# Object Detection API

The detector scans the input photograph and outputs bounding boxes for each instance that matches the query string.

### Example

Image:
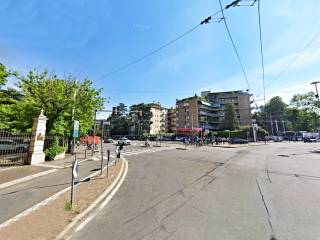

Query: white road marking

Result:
[0,169,58,191]
[57,158,128,240]
[0,159,116,229]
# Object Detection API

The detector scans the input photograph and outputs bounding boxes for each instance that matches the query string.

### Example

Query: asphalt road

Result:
[71,142,320,240]
[0,142,174,224]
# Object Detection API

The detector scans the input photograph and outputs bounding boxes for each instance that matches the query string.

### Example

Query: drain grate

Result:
[278,154,289,157]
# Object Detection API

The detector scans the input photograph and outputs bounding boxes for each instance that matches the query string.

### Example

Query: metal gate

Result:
[0,129,31,167]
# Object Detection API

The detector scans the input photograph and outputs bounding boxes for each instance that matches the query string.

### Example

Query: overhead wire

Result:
[217,0,259,110]
[96,10,223,81]
[257,0,266,102]
[265,30,320,89]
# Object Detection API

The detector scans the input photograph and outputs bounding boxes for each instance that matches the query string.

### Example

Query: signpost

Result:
[107,150,110,178]
[71,154,78,207]
[72,120,80,155]
[73,120,80,138]
[100,122,104,176]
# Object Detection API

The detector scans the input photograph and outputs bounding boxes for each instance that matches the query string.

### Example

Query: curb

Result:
[0,158,116,230]
[0,169,57,191]
[56,158,128,240]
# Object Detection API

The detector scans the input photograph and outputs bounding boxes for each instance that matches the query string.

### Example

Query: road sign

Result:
[73,120,80,137]
[72,159,78,179]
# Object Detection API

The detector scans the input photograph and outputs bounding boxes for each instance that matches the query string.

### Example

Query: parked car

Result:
[119,137,131,145]
[228,138,249,144]
[105,138,113,143]
[304,137,317,143]
[272,136,283,142]
[0,139,28,153]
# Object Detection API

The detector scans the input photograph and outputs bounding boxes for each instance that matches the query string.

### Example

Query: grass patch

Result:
[64,201,73,211]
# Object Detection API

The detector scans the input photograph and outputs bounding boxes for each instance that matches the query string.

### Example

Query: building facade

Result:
[176,96,220,135]
[201,90,252,126]
[167,107,177,133]
[176,90,252,135]
[149,103,168,135]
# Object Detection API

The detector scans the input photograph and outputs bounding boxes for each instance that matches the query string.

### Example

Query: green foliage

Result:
[255,94,320,133]
[291,92,320,114]
[107,103,130,136]
[0,63,10,88]
[109,116,129,136]
[45,137,66,161]
[64,200,73,211]
[0,68,104,135]
[130,103,152,135]
[220,103,239,130]
[217,130,246,138]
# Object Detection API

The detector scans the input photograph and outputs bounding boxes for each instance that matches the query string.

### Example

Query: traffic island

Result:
[0,159,127,240]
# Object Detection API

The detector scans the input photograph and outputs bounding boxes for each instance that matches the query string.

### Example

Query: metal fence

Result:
[0,129,31,167]
[44,136,67,151]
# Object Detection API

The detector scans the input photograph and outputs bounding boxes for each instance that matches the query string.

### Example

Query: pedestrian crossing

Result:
[108,146,176,159]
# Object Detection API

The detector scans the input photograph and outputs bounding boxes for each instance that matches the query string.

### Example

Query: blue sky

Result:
[1,0,320,109]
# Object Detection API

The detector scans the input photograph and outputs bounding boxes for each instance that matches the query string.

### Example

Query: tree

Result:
[0,88,24,129]
[130,103,153,135]
[108,103,129,136]
[291,92,320,114]
[220,103,239,130]
[2,70,104,135]
[261,96,287,119]
[0,63,10,88]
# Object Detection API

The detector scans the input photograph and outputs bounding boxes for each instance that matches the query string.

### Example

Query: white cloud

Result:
[198,44,320,99]
[265,80,317,104]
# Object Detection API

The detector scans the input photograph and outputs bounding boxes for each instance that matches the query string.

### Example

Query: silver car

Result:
[118,137,131,145]
[0,139,28,153]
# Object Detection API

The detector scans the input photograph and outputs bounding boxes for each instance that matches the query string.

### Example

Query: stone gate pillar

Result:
[27,110,48,165]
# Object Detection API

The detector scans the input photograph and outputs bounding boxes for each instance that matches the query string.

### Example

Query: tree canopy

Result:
[0,68,104,135]
[220,103,240,130]
[254,94,319,133]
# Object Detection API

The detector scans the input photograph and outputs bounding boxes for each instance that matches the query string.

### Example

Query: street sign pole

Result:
[107,149,110,178]
[71,153,78,207]
[100,124,104,176]
[92,109,97,156]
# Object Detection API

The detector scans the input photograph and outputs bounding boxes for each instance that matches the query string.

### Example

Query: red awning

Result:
[177,128,202,133]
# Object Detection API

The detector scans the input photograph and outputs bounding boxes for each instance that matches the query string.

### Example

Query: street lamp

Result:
[311,81,320,137]
[92,109,112,156]
[311,81,320,102]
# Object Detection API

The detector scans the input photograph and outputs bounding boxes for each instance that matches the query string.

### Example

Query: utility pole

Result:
[275,120,279,136]
[282,120,286,133]
[311,81,320,137]
[92,109,97,156]
[71,78,78,155]
[191,114,194,137]
[311,81,320,102]
[270,115,274,136]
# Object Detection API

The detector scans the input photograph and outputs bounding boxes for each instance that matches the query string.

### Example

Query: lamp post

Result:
[311,81,320,102]
[311,81,320,137]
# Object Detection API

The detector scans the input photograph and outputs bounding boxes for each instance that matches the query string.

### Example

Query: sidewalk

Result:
[0,165,51,186]
[0,146,88,190]
[0,158,127,240]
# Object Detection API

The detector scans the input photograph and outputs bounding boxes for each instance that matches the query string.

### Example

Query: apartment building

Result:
[176,90,252,135]
[149,103,168,135]
[167,107,177,133]
[201,90,252,126]
[176,96,220,136]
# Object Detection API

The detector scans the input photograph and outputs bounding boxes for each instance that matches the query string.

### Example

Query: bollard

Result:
[100,139,104,176]
[70,153,77,207]
[85,149,87,159]
[107,149,110,178]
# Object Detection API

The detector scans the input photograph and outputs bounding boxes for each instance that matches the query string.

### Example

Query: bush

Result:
[45,137,66,161]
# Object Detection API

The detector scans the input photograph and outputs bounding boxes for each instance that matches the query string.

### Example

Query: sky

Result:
[1,0,320,110]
